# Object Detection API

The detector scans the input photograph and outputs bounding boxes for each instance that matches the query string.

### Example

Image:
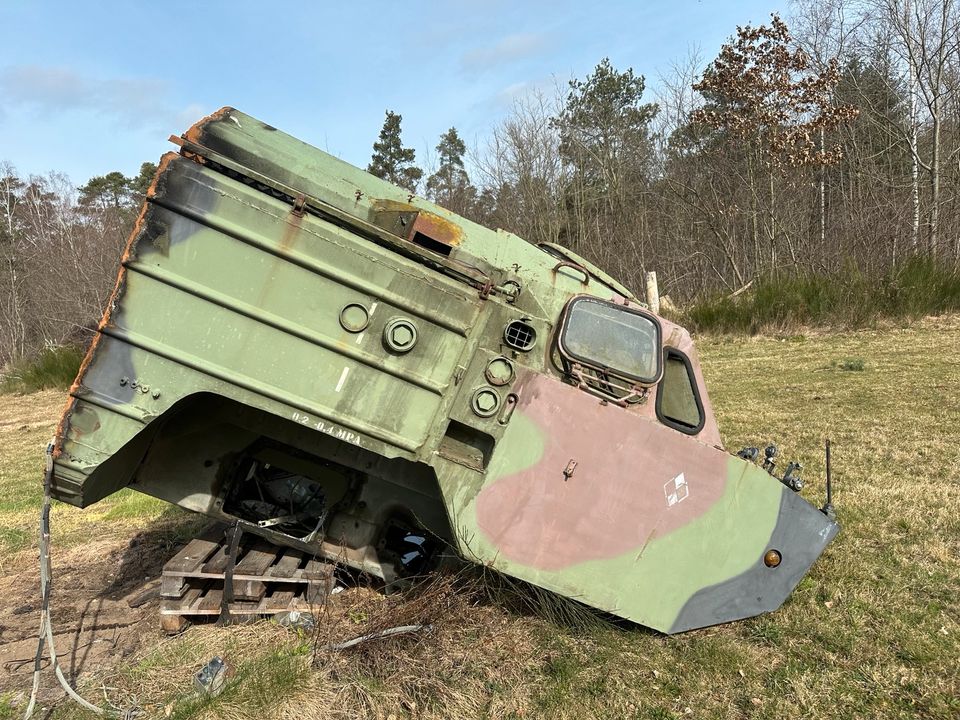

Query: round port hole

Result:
[339,303,370,333]
[485,357,515,386]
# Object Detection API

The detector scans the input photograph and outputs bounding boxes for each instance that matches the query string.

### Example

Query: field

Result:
[0,317,958,719]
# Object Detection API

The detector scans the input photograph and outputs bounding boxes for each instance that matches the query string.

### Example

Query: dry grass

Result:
[1,316,958,719]
[51,574,550,720]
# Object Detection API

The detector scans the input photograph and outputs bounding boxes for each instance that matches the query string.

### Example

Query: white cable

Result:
[22,611,44,718]
[23,440,121,718]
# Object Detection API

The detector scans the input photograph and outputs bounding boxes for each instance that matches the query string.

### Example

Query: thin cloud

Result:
[461,33,548,71]
[496,80,536,106]
[174,103,211,130]
[493,75,559,108]
[0,64,200,132]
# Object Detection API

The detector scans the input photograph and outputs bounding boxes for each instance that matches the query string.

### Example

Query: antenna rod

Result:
[825,439,832,507]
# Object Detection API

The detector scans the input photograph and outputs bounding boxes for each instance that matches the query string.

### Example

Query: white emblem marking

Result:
[664,473,689,507]
[335,366,350,392]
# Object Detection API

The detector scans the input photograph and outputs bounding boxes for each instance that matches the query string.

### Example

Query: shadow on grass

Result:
[98,507,210,600]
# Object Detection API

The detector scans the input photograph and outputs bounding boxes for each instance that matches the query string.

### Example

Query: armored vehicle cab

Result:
[52,108,838,633]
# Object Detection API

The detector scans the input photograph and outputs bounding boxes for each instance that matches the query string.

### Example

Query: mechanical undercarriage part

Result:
[220,443,440,581]
[222,444,348,542]
[125,395,453,585]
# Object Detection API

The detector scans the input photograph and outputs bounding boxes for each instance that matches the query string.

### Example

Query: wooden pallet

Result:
[160,526,334,633]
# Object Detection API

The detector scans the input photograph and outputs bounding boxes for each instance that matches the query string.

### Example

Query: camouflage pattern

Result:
[52,108,839,634]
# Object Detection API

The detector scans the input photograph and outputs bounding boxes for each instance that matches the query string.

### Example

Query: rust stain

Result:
[55,156,176,456]
[147,152,176,199]
[52,396,78,458]
[370,199,415,215]
[370,199,463,247]
[65,406,101,440]
[253,210,304,309]
[408,211,462,247]
[183,106,235,145]
[278,211,304,254]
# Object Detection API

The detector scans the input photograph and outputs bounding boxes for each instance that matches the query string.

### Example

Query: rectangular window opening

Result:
[411,231,452,257]
[656,350,705,435]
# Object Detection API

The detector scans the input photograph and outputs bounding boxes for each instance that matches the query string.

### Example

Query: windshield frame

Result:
[557,295,663,385]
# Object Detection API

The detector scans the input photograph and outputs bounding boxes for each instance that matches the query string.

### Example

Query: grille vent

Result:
[504,321,536,351]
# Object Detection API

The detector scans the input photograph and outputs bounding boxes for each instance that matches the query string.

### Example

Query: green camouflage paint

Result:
[52,108,839,633]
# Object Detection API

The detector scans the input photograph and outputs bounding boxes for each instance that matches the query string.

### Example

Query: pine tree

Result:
[425,127,476,215]
[128,161,158,201]
[555,58,659,190]
[367,111,423,193]
[78,171,132,213]
[551,58,658,257]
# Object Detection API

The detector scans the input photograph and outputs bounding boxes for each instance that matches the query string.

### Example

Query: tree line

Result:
[371,1,960,299]
[4,1,960,366]
[0,163,154,365]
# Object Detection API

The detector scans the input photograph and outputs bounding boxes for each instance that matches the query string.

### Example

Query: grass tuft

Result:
[685,257,960,334]
[0,345,84,394]
[832,357,866,372]
[0,692,20,720]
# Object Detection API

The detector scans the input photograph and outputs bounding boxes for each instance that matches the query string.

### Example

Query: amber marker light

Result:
[763,549,782,568]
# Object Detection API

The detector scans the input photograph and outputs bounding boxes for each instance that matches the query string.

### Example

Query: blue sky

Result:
[0,0,783,184]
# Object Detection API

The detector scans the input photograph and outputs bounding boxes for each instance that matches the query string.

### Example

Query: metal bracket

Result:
[292,193,307,217]
[218,521,242,625]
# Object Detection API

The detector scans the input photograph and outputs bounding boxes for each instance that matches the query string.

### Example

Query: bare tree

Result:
[475,89,568,248]
[0,164,143,366]
[877,0,960,254]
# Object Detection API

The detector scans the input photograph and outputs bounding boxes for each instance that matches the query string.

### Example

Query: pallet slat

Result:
[268,589,296,606]
[303,559,334,604]
[201,545,232,574]
[165,537,222,574]
[267,551,303,578]
[197,588,223,613]
[232,542,281,601]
